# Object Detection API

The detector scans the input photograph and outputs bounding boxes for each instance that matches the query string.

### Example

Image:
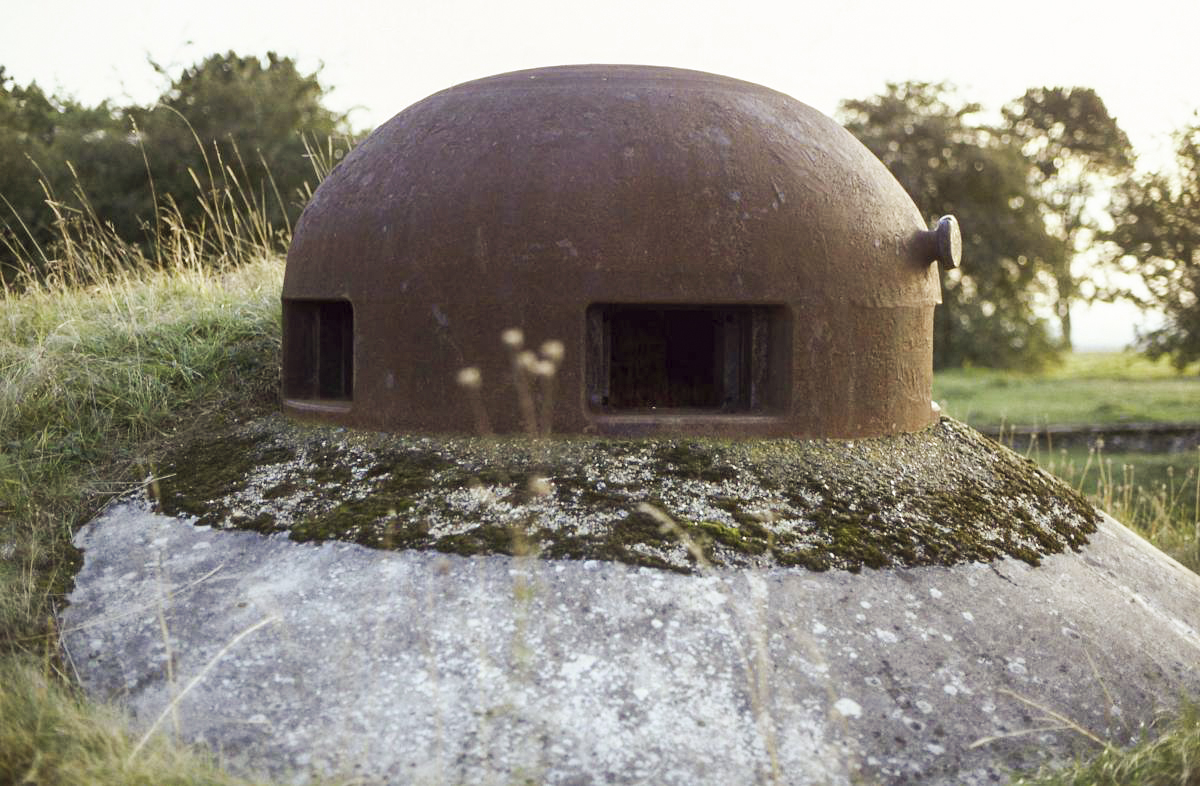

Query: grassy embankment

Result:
[0,163,291,783]
[935,352,1200,571]
[2,168,1199,782]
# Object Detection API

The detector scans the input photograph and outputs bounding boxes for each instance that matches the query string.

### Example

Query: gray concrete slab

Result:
[62,501,1200,784]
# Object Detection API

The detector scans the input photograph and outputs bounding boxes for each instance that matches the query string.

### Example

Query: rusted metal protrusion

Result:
[912,215,962,271]
[283,65,951,439]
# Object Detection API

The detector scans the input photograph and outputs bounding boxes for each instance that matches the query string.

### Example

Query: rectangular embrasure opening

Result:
[586,304,787,413]
[282,299,354,402]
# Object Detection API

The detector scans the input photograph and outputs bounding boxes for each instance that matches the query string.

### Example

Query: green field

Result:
[934,351,1200,428]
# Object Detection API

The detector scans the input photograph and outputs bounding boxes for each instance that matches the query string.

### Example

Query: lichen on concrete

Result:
[151,415,1099,573]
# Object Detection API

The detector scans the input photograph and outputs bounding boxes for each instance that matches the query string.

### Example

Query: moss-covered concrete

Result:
[151,415,1099,573]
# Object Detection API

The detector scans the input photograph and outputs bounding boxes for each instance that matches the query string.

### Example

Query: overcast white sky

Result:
[5,0,1197,349]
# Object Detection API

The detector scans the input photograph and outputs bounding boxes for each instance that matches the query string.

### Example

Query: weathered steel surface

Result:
[283,65,948,437]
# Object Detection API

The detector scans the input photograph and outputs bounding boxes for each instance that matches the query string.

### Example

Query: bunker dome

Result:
[282,65,960,438]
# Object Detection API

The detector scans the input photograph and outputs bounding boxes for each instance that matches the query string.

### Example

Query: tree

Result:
[0,68,56,275]
[1,53,349,283]
[131,52,345,246]
[839,82,1059,369]
[1108,123,1200,370]
[0,68,136,282]
[1003,87,1134,349]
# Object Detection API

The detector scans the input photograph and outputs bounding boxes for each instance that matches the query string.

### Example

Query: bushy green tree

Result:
[1003,87,1134,349]
[1109,122,1200,370]
[0,68,136,281]
[1,52,347,282]
[131,51,345,242]
[1,69,59,275]
[840,82,1059,369]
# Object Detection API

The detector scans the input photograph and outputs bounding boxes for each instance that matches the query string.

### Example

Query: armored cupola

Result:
[282,65,961,437]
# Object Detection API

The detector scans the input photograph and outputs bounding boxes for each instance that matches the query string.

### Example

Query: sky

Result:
[4,0,1198,349]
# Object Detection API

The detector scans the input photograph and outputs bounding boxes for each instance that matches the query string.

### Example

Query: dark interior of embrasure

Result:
[586,304,786,413]
[282,299,354,402]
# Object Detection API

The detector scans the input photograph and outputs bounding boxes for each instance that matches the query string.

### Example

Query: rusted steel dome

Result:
[282,65,957,438]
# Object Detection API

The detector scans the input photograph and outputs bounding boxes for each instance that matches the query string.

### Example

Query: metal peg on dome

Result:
[913,215,962,271]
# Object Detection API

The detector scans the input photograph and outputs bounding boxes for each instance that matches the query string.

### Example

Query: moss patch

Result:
[154,433,294,528]
[149,415,1100,574]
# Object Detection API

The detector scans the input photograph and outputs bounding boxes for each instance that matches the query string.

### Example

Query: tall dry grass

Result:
[0,140,293,784]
